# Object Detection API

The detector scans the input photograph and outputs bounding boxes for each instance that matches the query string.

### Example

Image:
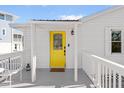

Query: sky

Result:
[0,5,113,23]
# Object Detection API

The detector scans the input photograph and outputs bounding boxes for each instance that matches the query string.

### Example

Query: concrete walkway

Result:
[0,69,93,88]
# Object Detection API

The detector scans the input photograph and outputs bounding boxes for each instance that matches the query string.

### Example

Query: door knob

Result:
[64,50,66,52]
[64,50,66,56]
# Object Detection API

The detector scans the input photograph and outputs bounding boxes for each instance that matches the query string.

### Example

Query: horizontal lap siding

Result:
[80,7,124,66]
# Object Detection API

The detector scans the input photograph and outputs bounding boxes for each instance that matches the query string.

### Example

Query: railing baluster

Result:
[4,61,5,68]
[9,58,11,70]
[113,70,116,88]
[97,62,101,88]
[12,58,14,70]
[14,58,15,70]
[3,61,4,68]
[102,65,105,88]
[118,74,122,88]
[3,60,5,68]
[105,66,108,88]
[1,61,3,68]
[10,58,12,70]
[109,68,112,88]
[7,59,9,69]
[5,59,7,69]
[101,65,102,88]
[103,66,105,88]
[13,58,14,70]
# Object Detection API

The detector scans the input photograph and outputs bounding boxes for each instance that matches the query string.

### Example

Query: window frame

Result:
[105,27,124,56]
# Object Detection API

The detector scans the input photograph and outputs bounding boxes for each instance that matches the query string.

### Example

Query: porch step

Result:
[50,68,65,72]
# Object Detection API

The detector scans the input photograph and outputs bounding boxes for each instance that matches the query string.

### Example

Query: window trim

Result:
[105,26,124,56]
[109,27,124,55]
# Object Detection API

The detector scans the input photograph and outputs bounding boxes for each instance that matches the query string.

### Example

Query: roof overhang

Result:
[28,20,82,25]
[11,20,82,29]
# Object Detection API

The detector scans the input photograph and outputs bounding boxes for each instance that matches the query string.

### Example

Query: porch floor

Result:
[0,69,93,88]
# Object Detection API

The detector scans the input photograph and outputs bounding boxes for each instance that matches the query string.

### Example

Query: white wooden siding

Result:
[80,7,124,66]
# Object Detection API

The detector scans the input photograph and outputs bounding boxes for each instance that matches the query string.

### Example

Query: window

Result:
[13,34,17,38]
[1,28,6,36]
[111,30,122,53]
[105,27,124,56]
[13,34,18,41]
[13,34,22,42]
[18,35,22,41]
[2,29,6,35]
[15,44,17,50]
[0,13,4,20]
[6,14,13,21]
[53,34,62,50]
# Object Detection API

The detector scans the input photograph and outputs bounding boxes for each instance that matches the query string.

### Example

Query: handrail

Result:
[82,50,124,88]
[0,51,22,61]
[0,52,23,70]
[92,55,124,70]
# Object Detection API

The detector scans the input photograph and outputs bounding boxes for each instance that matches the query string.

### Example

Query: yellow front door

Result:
[50,31,66,68]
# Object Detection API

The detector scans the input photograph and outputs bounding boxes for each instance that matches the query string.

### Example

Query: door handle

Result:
[64,46,66,49]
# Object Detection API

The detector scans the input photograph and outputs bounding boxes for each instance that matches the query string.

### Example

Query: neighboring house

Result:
[12,6,124,84]
[0,11,23,54]
[12,30,23,52]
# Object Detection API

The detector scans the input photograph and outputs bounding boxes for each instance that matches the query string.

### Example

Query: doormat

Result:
[50,68,65,72]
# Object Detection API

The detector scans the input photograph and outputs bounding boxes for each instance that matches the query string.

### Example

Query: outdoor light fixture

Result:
[26,63,31,71]
[71,29,74,35]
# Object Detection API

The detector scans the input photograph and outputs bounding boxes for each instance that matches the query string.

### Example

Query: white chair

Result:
[0,67,23,88]
[0,56,23,88]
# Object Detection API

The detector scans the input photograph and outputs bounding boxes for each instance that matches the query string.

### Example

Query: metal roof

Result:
[31,19,80,22]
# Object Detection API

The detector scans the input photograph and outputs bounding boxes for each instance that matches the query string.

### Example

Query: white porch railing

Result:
[0,52,23,70]
[82,50,124,88]
[0,52,23,87]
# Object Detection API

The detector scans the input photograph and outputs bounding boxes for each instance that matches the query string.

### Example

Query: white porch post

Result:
[74,24,78,82]
[30,24,36,82]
